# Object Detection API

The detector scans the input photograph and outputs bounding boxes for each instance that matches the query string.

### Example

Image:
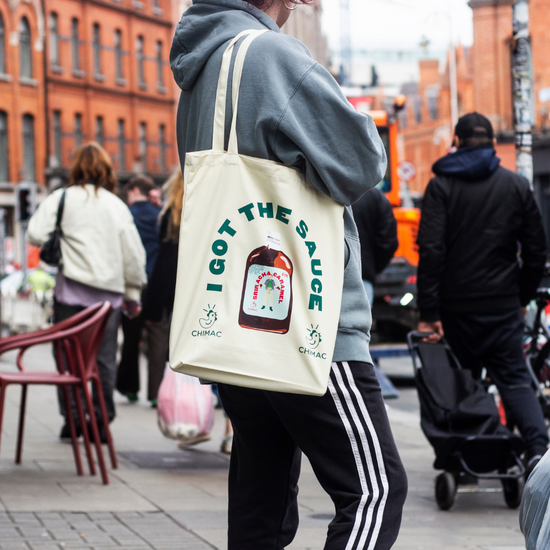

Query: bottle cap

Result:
[266,231,281,250]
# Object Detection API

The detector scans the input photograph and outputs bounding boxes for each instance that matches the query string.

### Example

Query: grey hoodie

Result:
[170,0,387,363]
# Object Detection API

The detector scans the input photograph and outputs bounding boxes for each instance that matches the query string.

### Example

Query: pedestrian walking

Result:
[142,170,234,450]
[417,112,549,477]
[170,1,407,548]
[116,175,163,407]
[352,187,398,305]
[27,142,147,442]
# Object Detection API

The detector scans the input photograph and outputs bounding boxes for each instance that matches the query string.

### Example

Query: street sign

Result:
[398,161,417,182]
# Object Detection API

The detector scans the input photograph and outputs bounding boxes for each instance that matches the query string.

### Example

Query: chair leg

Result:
[73,387,96,476]
[0,382,6,461]
[81,381,109,485]
[15,385,27,464]
[62,386,84,476]
[93,376,117,469]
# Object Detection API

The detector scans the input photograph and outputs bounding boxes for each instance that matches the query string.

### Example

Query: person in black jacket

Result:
[417,112,549,471]
[352,187,398,305]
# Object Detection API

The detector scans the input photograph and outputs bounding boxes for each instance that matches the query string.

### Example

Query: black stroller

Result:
[407,332,526,510]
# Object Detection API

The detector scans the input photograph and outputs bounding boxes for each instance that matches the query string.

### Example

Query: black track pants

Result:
[218,361,407,550]
[441,308,549,458]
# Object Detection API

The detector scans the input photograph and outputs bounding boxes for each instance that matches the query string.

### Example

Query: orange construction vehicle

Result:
[348,95,421,336]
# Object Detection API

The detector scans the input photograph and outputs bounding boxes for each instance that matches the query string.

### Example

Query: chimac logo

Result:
[298,325,327,359]
[199,304,218,329]
[192,304,222,338]
[306,324,322,349]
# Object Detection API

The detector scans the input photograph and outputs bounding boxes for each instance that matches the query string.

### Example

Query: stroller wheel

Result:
[502,477,524,509]
[435,472,457,510]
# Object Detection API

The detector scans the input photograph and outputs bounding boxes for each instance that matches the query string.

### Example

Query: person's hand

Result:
[123,300,142,319]
[417,320,444,342]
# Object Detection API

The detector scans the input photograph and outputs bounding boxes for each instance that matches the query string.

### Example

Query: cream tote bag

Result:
[169,29,344,396]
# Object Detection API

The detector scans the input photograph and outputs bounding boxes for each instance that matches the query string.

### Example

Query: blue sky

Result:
[320,0,474,53]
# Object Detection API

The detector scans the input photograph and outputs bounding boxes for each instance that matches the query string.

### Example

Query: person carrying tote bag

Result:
[170,1,407,548]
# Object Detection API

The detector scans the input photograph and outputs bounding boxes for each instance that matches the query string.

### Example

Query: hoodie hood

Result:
[432,146,501,181]
[170,0,279,91]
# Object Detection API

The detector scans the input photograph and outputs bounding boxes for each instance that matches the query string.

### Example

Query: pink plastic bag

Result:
[157,365,215,442]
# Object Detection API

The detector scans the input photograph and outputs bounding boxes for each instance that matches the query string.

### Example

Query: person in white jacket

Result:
[27,142,147,442]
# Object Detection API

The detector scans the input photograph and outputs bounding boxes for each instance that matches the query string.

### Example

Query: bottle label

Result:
[242,264,291,321]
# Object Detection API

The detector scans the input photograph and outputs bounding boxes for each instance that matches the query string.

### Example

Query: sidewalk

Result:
[0,346,527,550]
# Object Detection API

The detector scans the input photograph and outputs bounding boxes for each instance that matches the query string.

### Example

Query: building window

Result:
[156,40,164,91]
[159,124,166,173]
[0,111,8,182]
[426,87,439,121]
[0,13,6,74]
[53,110,62,165]
[115,29,123,81]
[137,36,145,88]
[139,122,147,171]
[71,18,81,73]
[49,13,59,67]
[22,114,35,181]
[93,23,102,77]
[96,115,104,147]
[74,113,83,148]
[413,95,422,124]
[118,119,125,171]
[19,17,33,79]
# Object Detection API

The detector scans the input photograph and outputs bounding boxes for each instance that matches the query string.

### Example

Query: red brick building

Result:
[398,46,474,196]
[0,0,47,247]
[0,0,177,258]
[45,0,176,186]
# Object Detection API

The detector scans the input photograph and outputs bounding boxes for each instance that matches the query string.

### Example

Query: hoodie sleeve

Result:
[271,64,387,206]
[417,178,448,322]
[26,190,63,247]
[119,208,147,301]
[518,182,547,305]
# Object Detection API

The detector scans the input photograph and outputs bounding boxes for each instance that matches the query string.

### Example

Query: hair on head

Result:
[124,175,155,197]
[69,142,118,193]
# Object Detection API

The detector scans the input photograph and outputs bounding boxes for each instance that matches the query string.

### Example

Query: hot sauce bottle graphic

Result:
[239,231,293,334]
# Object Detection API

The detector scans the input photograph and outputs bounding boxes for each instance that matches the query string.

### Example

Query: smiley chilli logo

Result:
[199,304,218,329]
[306,324,322,349]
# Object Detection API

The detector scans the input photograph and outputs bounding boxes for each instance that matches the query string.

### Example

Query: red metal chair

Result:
[0,301,116,484]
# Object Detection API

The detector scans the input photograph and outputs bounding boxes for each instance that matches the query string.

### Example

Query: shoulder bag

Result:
[39,189,66,267]
[169,30,345,396]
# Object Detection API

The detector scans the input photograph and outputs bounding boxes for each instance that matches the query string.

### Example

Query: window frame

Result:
[71,18,81,74]
[0,111,8,182]
[117,119,126,171]
[19,17,33,80]
[49,12,60,68]
[22,113,36,182]
[0,12,6,75]
[53,110,62,165]
[93,23,102,78]
[136,35,145,89]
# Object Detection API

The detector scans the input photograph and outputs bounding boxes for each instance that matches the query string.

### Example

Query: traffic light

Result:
[15,183,36,223]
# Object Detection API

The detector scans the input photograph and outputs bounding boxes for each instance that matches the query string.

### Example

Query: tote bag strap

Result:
[212,29,269,153]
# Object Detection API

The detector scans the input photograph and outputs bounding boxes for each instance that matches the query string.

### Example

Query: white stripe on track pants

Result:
[218,361,408,550]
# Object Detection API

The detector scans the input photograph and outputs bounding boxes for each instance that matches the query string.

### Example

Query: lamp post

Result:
[511,0,534,187]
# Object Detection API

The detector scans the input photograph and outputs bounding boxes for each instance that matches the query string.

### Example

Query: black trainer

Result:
[59,421,82,443]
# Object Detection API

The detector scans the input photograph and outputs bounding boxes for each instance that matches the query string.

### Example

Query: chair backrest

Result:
[60,302,112,380]
[0,302,104,356]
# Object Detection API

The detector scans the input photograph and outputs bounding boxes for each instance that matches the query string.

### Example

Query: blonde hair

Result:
[161,169,183,243]
[69,142,118,193]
